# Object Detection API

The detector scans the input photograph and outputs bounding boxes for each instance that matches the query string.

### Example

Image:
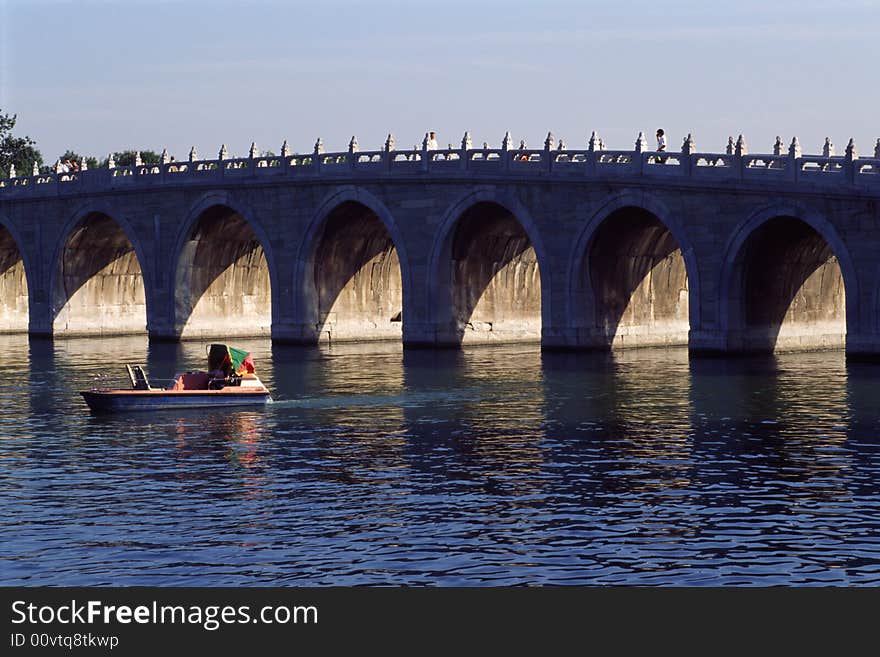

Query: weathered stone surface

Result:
[0,138,879,356]
[0,226,28,333]
[174,206,271,338]
[53,213,146,336]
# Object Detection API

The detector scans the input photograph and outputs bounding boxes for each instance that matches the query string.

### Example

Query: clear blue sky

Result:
[1,0,878,161]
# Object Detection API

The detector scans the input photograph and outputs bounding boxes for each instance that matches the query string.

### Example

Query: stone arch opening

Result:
[729,215,845,352]
[52,212,147,335]
[584,206,689,348]
[0,225,28,332]
[175,205,271,338]
[446,201,541,343]
[308,201,403,342]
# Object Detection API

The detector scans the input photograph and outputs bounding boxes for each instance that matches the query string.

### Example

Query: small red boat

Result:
[81,344,272,412]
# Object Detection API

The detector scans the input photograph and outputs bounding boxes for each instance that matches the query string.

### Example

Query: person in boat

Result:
[207,343,234,389]
[206,343,251,389]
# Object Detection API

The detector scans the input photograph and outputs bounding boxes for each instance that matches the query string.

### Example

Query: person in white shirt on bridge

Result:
[656,128,667,164]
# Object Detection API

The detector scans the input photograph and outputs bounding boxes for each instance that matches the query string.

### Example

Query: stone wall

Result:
[174,206,271,338]
[312,202,402,343]
[451,202,541,343]
[0,227,28,333]
[53,213,146,336]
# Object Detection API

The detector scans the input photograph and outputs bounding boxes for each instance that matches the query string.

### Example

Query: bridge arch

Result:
[49,203,151,336]
[0,215,32,333]
[720,202,857,352]
[428,187,550,344]
[172,192,276,339]
[567,191,700,349]
[295,186,410,343]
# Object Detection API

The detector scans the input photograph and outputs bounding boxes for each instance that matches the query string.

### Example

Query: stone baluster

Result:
[682,133,695,175]
[823,137,833,158]
[787,137,801,182]
[421,133,430,157]
[734,135,747,179]
[80,157,88,172]
[501,132,512,170]
[32,161,39,176]
[634,131,647,153]
[134,151,143,167]
[845,138,858,183]
[383,133,395,170]
[586,132,600,173]
[598,138,606,151]
[108,153,116,170]
[682,133,695,154]
[420,133,431,171]
[217,146,227,173]
[347,136,359,169]
[726,137,735,155]
[635,132,647,174]
[557,138,566,151]
[845,138,858,160]
[773,136,784,156]
[313,138,324,172]
[459,132,472,171]
[8,164,15,179]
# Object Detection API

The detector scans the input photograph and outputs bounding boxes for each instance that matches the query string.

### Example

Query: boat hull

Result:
[81,389,271,412]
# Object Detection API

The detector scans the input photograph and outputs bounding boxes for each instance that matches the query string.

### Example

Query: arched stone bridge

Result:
[1,134,879,357]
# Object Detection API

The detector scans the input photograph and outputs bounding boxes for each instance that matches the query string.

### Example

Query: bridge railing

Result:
[2,144,879,197]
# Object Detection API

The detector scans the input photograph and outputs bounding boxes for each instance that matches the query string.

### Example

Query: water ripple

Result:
[0,336,878,585]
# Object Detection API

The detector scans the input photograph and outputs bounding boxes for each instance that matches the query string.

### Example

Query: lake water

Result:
[1,335,878,585]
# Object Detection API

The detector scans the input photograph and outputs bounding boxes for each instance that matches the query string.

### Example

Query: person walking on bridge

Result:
[655,128,667,164]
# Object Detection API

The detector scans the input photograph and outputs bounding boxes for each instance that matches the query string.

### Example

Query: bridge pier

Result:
[844,334,880,361]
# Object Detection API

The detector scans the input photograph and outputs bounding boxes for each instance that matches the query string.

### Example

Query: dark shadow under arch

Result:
[53,212,146,336]
[448,201,541,343]
[584,206,689,348]
[309,201,403,342]
[175,205,271,339]
[729,215,845,352]
[0,225,28,333]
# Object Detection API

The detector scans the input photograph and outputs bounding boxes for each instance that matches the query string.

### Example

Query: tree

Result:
[0,110,43,178]
[108,150,162,167]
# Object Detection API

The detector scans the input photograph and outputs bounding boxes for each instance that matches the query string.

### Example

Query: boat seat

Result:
[126,364,152,390]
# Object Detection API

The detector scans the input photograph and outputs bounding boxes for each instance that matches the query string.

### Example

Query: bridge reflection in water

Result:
[3,334,877,585]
